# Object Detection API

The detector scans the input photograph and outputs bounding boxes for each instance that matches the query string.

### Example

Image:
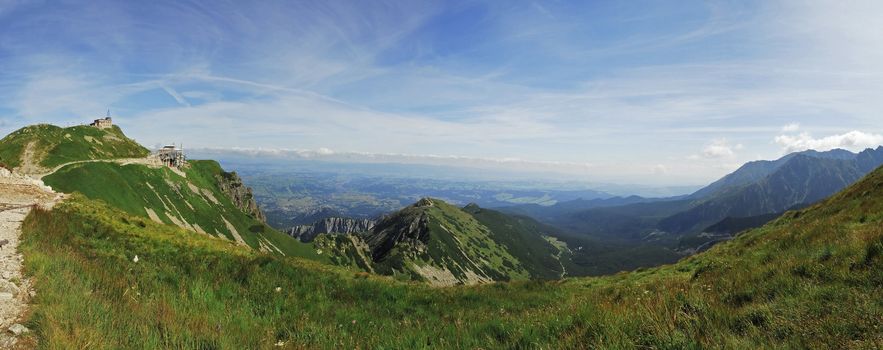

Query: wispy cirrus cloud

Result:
[2,1,883,186]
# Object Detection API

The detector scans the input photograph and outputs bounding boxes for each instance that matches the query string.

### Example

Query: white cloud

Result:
[651,164,668,175]
[315,147,335,156]
[774,131,883,153]
[782,123,800,132]
[700,139,743,158]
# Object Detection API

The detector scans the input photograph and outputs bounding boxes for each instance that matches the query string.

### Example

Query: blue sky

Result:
[1,0,882,185]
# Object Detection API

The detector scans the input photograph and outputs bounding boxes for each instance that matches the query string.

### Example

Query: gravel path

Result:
[0,167,62,348]
[33,156,168,179]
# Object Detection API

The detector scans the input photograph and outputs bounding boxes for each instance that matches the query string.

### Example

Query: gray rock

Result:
[0,281,18,296]
[0,334,16,347]
[287,217,376,242]
[8,323,28,336]
[214,172,266,223]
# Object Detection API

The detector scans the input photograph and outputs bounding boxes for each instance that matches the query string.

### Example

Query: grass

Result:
[20,163,883,348]
[0,124,148,169]
[465,204,565,280]
[43,160,323,262]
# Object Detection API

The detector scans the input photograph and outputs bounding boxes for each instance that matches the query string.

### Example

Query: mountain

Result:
[313,198,568,285]
[658,154,870,233]
[360,198,534,284]
[0,124,149,174]
[1,123,323,261]
[688,148,862,199]
[287,217,376,242]
[535,147,883,248]
[856,146,883,172]
[17,149,883,348]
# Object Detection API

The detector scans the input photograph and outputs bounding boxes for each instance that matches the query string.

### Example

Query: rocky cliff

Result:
[287,217,376,242]
[363,199,433,261]
[215,171,266,223]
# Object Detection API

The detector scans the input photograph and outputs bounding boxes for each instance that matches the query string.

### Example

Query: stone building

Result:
[90,117,113,129]
[90,110,114,129]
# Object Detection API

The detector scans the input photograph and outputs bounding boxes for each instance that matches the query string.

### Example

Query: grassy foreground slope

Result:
[20,165,883,348]
[43,160,322,261]
[0,124,148,172]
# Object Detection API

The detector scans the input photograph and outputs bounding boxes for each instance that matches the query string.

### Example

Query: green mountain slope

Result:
[18,164,883,348]
[362,198,532,285]
[314,199,568,285]
[42,159,322,260]
[462,204,565,280]
[0,124,149,173]
[0,122,323,261]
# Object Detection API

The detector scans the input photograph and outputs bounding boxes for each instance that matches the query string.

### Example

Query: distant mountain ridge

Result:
[659,153,871,233]
[689,148,879,199]
[287,217,376,242]
[504,146,883,251]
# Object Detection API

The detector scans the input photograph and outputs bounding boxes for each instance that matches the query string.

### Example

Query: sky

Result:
[1,0,882,186]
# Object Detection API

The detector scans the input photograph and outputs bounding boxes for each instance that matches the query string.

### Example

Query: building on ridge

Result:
[90,109,114,129]
[157,144,186,168]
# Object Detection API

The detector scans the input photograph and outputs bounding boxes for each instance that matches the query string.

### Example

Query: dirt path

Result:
[31,156,178,179]
[544,236,569,279]
[0,167,63,348]
[16,142,47,176]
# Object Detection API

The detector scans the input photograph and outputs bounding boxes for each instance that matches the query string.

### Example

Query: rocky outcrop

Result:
[363,204,431,261]
[287,217,376,242]
[215,171,266,223]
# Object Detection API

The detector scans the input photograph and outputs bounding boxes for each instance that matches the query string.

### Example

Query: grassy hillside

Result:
[463,204,565,280]
[20,164,883,348]
[0,124,148,172]
[43,160,322,261]
[360,198,532,285]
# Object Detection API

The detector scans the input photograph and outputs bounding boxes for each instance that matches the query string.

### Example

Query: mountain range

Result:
[503,147,883,250]
[4,121,880,347]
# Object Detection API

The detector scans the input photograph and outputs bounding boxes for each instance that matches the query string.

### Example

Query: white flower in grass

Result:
[275,287,282,293]
[133,255,139,263]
